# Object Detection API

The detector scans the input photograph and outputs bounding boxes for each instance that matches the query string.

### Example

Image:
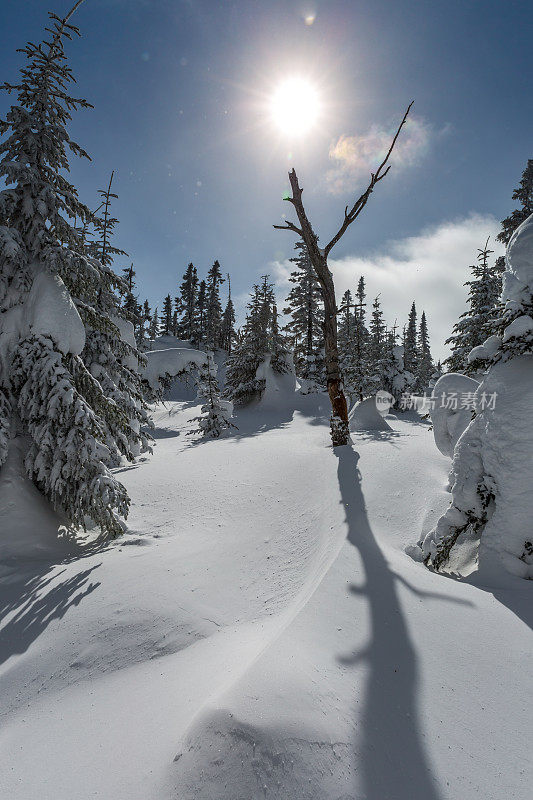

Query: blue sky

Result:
[1,0,531,357]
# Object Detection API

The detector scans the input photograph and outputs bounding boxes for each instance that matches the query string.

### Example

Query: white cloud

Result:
[327,115,432,195]
[273,214,505,362]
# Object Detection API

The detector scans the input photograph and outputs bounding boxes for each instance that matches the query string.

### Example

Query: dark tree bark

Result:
[274,102,413,446]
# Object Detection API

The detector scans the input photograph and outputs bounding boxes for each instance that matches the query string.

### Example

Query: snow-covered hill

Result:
[1,393,531,800]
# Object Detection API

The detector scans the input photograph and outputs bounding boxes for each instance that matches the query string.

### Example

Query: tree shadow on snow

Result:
[462,573,533,633]
[187,391,330,446]
[0,542,104,666]
[335,446,444,800]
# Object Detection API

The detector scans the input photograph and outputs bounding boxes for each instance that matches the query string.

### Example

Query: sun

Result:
[270,78,320,137]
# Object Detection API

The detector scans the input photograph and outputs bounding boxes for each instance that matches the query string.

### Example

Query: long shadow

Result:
[187,390,330,446]
[335,446,443,800]
[0,562,101,665]
[462,572,533,633]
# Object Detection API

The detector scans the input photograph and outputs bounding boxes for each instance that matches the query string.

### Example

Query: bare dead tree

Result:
[274,101,413,446]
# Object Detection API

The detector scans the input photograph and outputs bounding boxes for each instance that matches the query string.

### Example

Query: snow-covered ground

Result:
[1,390,532,800]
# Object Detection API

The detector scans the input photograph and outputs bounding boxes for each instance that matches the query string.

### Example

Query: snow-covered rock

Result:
[430,373,479,457]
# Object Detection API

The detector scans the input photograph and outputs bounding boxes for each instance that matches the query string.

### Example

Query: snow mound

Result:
[27,270,85,355]
[143,348,207,391]
[502,314,533,342]
[349,396,393,432]
[256,354,297,410]
[430,373,479,457]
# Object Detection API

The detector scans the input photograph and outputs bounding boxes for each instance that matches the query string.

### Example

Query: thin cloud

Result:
[327,115,432,195]
[273,214,505,362]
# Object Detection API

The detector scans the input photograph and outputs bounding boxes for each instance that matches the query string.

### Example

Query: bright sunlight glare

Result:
[270,78,320,137]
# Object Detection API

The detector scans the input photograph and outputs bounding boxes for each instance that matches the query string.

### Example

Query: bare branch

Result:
[324,101,414,257]
[273,220,303,236]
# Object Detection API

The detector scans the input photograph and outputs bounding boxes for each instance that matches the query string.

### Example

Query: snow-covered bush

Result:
[419,214,533,579]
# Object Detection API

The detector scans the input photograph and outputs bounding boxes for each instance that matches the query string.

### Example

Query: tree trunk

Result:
[316,258,350,445]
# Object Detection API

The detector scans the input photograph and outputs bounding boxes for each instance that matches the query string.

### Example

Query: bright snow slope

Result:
[0,385,532,800]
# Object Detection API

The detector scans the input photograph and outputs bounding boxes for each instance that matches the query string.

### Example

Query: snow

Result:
[349,396,393,432]
[1,392,532,799]
[429,372,479,457]
[502,313,533,342]
[502,212,533,307]
[142,347,208,391]
[27,270,85,355]
[468,333,501,363]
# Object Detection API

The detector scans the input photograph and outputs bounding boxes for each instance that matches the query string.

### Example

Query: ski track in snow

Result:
[1,399,532,800]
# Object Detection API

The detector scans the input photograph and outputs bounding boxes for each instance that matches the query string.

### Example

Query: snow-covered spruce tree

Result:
[366,296,387,395]
[417,311,434,392]
[190,352,235,438]
[497,159,533,247]
[0,9,149,536]
[283,240,324,387]
[403,301,419,382]
[79,176,152,465]
[419,214,533,579]
[160,293,173,336]
[224,276,288,404]
[348,276,371,401]
[176,262,198,342]
[194,278,207,346]
[148,306,159,343]
[220,274,236,353]
[444,240,501,375]
[205,259,225,350]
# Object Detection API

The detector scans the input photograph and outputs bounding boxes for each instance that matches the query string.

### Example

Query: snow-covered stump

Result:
[419,214,533,580]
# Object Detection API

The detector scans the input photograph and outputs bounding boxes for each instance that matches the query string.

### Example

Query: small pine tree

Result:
[190,353,236,438]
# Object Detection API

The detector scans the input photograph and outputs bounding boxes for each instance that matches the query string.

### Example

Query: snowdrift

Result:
[430,373,479,457]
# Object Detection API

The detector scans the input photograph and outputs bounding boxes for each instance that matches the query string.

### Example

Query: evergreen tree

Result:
[445,240,501,374]
[189,353,236,438]
[176,262,198,341]
[194,279,207,345]
[404,302,419,378]
[282,240,324,385]
[497,159,533,246]
[0,10,149,536]
[366,296,387,394]
[220,274,236,353]
[416,311,434,391]
[205,259,225,350]
[148,307,159,342]
[225,276,288,404]
[350,276,371,400]
[161,294,173,336]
